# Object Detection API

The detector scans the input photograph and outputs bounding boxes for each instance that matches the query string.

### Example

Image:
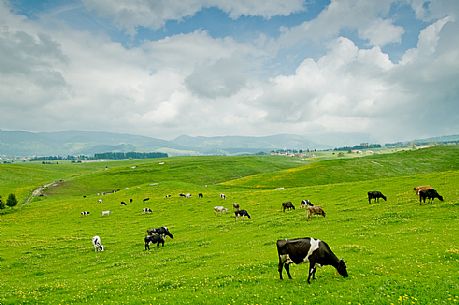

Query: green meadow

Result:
[0,146,458,304]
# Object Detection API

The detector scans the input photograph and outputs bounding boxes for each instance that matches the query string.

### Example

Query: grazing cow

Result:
[143,198,150,202]
[198,193,203,198]
[120,201,127,205]
[232,203,240,211]
[98,199,103,204]
[220,193,226,199]
[214,206,228,215]
[144,233,164,250]
[300,199,313,208]
[81,211,90,216]
[179,193,186,197]
[276,237,348,283]
[101,210,111,216]
[164,194,172,198]
[367,191,387,204]
[307,206,326,220]
[146,227,174,239]
[235,209,251,219]
[414,185,433,195]
[419,188,444,204]
[143,207,153,214]
[185,193,191,198]
[129,198,133,203]
[92,235,104,252]
[83,195,87,198]
[282,201,295,212]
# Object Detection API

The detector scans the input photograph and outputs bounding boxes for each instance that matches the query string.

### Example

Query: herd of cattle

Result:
[85,184,444,283]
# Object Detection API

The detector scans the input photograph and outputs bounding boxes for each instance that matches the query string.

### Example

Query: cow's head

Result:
[337,259,348,277]
[164,227,174,239]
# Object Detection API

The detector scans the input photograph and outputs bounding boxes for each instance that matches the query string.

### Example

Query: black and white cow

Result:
[143,197,150,202]
[144,233,164,250]
[282,201,295,212]
[143,207,153,214]
[120,201,127,205]
[276,237,348,283]
[235,209,251,219]
[146,226,174,239]
[81,211,90,216]
[419,188,444,204]
[367,191,387,204]
[220,193,226,199]
[198,193,203,198]
[129,198,133,203]
[92,235,104,252]
[300,199,313,208]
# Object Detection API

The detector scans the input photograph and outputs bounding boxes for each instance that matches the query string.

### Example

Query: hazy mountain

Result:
[0,130,456,157]
[172,134,326,153]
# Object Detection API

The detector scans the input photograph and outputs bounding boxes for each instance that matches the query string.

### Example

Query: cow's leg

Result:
[278,261,284,280]
[285,263,293,279]
[307,262,316,284]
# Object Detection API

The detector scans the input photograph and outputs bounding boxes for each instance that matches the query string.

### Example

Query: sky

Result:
[0,0,458,144]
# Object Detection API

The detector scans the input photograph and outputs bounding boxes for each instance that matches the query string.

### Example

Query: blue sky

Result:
[1,0,458,144]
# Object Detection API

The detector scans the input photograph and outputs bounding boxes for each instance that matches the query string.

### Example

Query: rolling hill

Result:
[0,145,457,304]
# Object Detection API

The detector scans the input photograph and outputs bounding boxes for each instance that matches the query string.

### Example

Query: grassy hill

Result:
[0,146,457,304]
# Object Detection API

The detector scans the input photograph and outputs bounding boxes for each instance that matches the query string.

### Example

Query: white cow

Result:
[101,210,111,216]
[92,235,104,252]
[214,206,228,215]
[220,193,226,199]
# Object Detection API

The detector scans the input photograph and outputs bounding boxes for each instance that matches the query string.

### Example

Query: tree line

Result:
[94,152,168,160]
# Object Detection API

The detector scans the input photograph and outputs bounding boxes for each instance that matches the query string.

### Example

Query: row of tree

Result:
[0,193,18,209]
[94,152,168,160]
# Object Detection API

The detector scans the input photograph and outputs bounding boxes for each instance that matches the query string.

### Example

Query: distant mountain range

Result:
[0,130,457,157]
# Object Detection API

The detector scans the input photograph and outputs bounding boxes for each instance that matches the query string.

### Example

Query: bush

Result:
[6,193,18,207]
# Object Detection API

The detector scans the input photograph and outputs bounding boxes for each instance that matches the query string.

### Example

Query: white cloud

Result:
[0,0,458,143]
[359,18,404,46]
[82,0,304,34]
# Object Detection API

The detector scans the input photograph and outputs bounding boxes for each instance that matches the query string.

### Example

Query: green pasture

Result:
[0,146,458,304]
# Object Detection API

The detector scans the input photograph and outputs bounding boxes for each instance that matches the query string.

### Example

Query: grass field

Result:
[0,146,458,304]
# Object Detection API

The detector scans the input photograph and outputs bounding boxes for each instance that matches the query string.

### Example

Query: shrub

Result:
[6,193,18,207]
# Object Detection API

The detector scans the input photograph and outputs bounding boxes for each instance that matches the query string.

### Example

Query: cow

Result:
[81,211,90,216]
[367,191,387,204]
[235,209,251,219]
[144,233,164,250]
[101,210,111,216]
[143,198,150,202]
[129,198,133,203]
[300,199,313,208]
[414,185,433,195]
[307,206,326,220]
[185,193,191,198]
[179,193,186,197]
[164,194,172,198]
[220,193,226,199]
[198,193,203,198]
[276,237,348,283]
[120,201,127,205]
[282,201,295,212]
[419,188,444,204]
[143,208,153,214]
[146,226,174,239]
[92,235,104,252]
[98,199,103,204]
[214,206,228,215]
